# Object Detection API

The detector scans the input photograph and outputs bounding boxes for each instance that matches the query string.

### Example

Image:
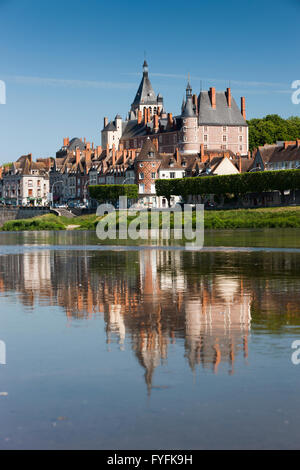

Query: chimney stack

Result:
[200,144,205,162]
[147,108,151,124]
[104,117,108,128]
[154,114,159,132]
[76,148,81,165]
[112,144,116,166]
[176,148,181,165]
[153,138,159,152]
[106,143,109,156]
[144,108,148,125]
[96,145,102,157]
[210,87,216,109]
[167,113,173,127]
[226,88,232,108]
[63,137,69,147]
[138,110,143,125]
[192,94,198,115]
[241,97,246,120]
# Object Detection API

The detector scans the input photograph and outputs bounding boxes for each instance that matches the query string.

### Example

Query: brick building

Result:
[101,61,249,156]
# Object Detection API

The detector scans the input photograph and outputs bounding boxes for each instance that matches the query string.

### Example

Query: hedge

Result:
[89,184,138,204]
[155,169,300,200]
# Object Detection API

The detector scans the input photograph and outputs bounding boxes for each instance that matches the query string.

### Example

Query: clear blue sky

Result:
[0,0,299,163]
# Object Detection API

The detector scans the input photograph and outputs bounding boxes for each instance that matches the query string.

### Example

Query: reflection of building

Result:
[0,246,276,394]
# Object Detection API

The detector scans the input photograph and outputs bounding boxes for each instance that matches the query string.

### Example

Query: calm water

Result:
[0,229,300,449]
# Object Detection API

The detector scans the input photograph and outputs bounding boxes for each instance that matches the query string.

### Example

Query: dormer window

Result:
[148,152,154,158]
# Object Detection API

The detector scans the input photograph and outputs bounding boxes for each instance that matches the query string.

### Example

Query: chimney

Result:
[153,138,159,152]
[104,117,108,128]
[210,87,216,109]
[154,114,159,132]
[96,146,102,157]
[84,137,86,144]
[138,110,143,125]
[296,139,300,148]
[192,94,198,115]
[176,148,181,165]
[144,108,148,125]
[167,113,173,126]
[86,142,91,150]
[226,88,231,108]
[85,149,91,166]
[123,150,127,165]
[200,144,205,162]
[76,148,81,165]
[241,97,246,120]
[147,108,151,124]
[112,144,116,166]
[63,137,69,147]
[0,167,3,179]
[106,143,109,156]
[28,154,32,163]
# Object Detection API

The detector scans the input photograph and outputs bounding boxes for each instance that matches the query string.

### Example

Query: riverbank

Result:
[1,206,300,231]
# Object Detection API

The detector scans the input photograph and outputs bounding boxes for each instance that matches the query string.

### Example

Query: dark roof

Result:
[131,64,158,108]
[103,121,116,132]
[68,138,85,151]
[135,138,159,162]
[198,91,247,126]
[182,96,196,118]
[268,143,300,163]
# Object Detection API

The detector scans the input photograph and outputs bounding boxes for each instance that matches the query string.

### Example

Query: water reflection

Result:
[1,248,300,394]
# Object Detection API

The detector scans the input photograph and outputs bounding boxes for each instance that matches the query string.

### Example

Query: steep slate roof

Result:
[182,96,196,118]
[131,61,157,107]
[135,138,159,162]
[198,91,247,126]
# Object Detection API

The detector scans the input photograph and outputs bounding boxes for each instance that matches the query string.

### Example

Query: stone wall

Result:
[0,207,52,226]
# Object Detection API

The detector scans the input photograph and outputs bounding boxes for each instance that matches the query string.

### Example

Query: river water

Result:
[0,229,300,449]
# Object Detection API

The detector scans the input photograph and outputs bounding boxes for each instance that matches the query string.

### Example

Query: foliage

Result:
[248,114,300,151]
[89,185,138,204]
[155,169,300,199]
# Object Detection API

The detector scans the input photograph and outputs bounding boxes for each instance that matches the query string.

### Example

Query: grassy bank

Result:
[1,206,300,231]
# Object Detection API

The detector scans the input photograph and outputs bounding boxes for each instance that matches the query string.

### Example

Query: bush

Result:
[89,185,138,204]
[155,169,300,200]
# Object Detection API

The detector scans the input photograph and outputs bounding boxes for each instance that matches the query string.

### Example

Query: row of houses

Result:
[2,136,300,208]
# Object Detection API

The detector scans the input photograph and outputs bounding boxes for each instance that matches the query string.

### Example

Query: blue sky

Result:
[0,0,299,163]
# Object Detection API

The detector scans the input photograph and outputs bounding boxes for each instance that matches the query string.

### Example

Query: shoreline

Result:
[1,205,300,232]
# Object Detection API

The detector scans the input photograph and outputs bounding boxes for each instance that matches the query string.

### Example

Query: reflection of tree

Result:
[1,248,300,393]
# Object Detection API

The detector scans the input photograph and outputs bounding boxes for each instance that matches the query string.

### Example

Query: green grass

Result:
[2,206,300,231]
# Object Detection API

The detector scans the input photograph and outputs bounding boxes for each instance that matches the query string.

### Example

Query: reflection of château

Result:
[2,247,300,392]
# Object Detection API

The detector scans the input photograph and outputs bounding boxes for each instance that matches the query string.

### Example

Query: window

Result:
[28,189,33,197]
[204,145,208,150]
[221,145,227,150]
[239,127,242,132]
[204,135,208,142]
[223,126,227,132]
[151,184,156,193]
[170,172,175,179]
[239,135,243,142]
[204,126,208,132]
[139,184,144,194]
[223,135,227,142]
[28,180,33,187]
[151,172,156,179]
[240,146,243,151]
[183,127,187,133]
[139,172,144,180]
